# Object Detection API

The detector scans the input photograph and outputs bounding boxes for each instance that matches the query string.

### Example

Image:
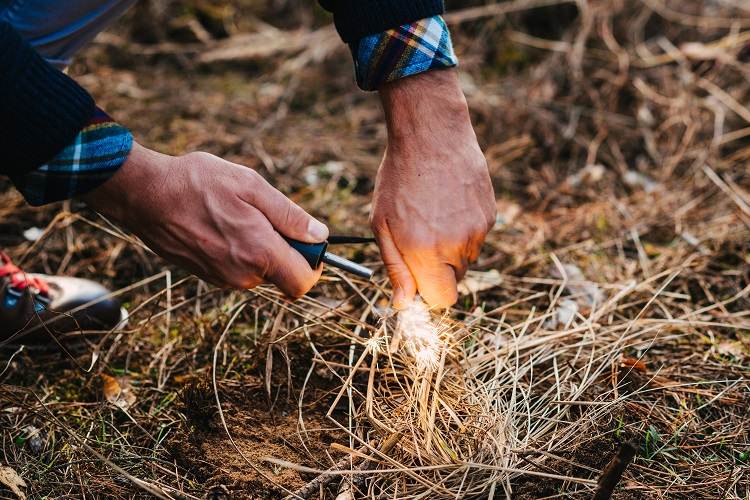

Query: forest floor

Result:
[1,0,749,498]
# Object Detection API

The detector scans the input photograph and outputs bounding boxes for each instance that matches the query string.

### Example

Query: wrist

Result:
[81,142,168,221]
[379,69,471,143]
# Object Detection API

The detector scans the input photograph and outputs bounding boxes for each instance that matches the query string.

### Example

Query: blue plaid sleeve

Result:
[12,108,133,206]
[351,15,458,91]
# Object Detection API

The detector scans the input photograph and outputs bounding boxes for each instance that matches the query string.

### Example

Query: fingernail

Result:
[307,219,329,241]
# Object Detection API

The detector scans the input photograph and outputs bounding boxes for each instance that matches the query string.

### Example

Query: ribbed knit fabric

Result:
[318,0,445,43]
[0,21,96,178]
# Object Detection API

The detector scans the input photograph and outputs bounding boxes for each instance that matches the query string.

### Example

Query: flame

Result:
[397,298,440,371]
[365,335,383,354]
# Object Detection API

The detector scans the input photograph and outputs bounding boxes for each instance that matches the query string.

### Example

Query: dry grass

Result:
[1,0,750,498]
[266,173,750,498]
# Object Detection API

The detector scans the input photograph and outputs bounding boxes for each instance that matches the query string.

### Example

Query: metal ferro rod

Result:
[322,252,374,280]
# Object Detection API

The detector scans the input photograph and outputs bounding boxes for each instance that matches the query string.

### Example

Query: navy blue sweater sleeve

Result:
[0,21,96,178]
[318,0,445,43]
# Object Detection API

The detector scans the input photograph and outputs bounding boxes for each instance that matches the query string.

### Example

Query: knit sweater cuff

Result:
[0,21,96,178]
[319,0,445,43]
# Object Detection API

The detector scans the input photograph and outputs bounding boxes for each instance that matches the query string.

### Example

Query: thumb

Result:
[374,222,416,309]
[249,174,328,243]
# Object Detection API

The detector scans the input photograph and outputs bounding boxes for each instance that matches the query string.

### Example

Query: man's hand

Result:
[82,142,328,297]
[372,69,495,309]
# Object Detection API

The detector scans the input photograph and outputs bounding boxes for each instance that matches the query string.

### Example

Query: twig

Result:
[284,446,368,500]
[445,0,575,25]
[284,433,401,500]
[593,441,638,500]
[335,433,403,499]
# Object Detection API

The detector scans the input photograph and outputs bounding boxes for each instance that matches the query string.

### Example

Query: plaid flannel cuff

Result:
[351,15,457,91]
[13,108,132,206]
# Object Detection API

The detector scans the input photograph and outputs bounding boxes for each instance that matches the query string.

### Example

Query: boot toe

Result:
[39,275,123,332]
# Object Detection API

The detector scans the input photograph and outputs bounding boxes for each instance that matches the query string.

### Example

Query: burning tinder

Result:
[396,298,441,372]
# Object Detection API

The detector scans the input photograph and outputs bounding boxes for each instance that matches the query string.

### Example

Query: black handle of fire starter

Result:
[284,237,328,269]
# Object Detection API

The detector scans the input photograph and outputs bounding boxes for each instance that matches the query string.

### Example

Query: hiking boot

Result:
[0,252,125,346]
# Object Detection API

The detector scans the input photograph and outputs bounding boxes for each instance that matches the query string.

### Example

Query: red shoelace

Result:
[0,253,49,296]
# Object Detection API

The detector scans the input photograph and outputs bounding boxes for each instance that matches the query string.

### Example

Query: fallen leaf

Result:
[716,340,747,360]
[458,270,503,296]
[620,356,647,372]
[552,264,604,309]
[101,374,136,410]
[0,465,27,500]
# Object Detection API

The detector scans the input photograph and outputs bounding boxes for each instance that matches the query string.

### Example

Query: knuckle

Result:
[246,168,263,184]
[283,202,307,230]
[242,169,263,195]
[369,214,386,232]
[384,259,408,273]
[468,243,481,262]
[225,247,267,289]
[238,275,263,289]
[183,151,214,164]
[385,263,412,285]
[245,245,272,280]
[472,220,490,238]
[281,202,295,228]
[451,263,468,282]
[218,271,244,290]
[454,255,469,271]
[251,276,265,289]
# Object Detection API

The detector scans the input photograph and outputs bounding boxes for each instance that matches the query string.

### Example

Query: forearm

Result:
[0,20,133,207]
[379,69,471,143]
[0,21,95,178]
[80,141,165,222]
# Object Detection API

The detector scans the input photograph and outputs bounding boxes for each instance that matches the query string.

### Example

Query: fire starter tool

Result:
[285,235,376,279]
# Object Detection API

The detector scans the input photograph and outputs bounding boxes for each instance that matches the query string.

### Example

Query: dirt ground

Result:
[1,0,749,498]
